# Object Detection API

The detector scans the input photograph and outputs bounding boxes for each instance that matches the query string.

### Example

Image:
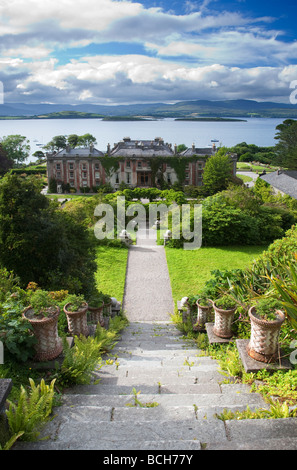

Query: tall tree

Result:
[274,119,297,170]
[0,143,13,174]
[44,135,67,152]
[1,135,30,166]
[202,151,234,195]
[78,133,97,147]
[0,174,96,296]
[67,134,80,148]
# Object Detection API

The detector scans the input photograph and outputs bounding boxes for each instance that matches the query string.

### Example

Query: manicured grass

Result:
[94,245,129,302]
[237,174,253,183]
[165,245,266,302]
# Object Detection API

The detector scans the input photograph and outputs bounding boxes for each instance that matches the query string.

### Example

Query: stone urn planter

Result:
[103,300,112,328]
[247,305,285,363]
[212,295,237,339]
[195,298,213,331]
[23,306,63,362]
[88,303,104,327]
[64,301,89,337]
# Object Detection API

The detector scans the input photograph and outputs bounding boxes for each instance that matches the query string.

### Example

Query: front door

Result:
[137,172,152,187]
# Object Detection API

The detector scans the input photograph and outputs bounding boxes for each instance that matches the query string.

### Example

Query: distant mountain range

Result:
[0,99,297,119]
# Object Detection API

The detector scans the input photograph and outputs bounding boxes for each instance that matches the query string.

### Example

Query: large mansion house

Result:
[46,137,237,192]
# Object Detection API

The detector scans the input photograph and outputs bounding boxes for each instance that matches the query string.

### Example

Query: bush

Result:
[0,174,96,297]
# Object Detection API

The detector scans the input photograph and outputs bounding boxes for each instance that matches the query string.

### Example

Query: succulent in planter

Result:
[63,294,89,337]
[214,294,237,311]
[26,290,58,319]
[87,291,105,327]
[195,295,213,331]
[23,290,63,362]
[248,297,285,363]
[213,294,237,339]
[251,297,283,322]
[197,296,212,307]
[64,294,87,312]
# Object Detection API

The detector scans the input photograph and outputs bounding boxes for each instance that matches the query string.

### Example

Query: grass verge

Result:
[94,244,129,303]
[165,245,266,302]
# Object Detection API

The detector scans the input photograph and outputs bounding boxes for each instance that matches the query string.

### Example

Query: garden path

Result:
[14,223,297,450]
[122,224,174,322]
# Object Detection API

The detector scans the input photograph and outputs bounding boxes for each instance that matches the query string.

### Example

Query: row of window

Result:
[55,161,203,171]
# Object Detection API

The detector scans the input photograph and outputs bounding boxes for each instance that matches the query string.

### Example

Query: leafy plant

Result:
[64,294,86,312]
[214,294,237,310]
[271,261,297,329]
[27,289,57,317]
[6,378,56,441]
[0,297,36,362]
[251,297,283,322]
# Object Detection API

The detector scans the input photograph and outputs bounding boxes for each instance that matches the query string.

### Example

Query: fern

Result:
[5,379,56,441]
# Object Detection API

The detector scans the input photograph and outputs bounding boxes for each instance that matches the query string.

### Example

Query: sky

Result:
[1,0,297,106]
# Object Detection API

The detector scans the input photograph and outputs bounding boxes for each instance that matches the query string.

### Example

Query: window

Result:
[69,163,73,170]
[95,171,100,179]
[83,171,87,179]
[115,173,119,184]
[126,172,130,184]
[126,161,130,168]
[56,171,61,178]
[82,163,87,170]
[137,161,142,168]
[69,171,74,179]
[95,163,99,170]
[167,173,171,183]
[56,163,61,170]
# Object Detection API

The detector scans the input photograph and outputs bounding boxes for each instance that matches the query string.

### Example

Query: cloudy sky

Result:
[1,0,297,105]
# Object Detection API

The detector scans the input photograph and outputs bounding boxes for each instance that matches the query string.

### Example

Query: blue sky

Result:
[0,0,297,105]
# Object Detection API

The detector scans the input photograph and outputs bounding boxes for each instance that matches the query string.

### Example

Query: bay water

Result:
[0,117,286,161]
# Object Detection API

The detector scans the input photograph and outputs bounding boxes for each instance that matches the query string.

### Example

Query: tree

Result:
[203,152,234,195]
[0,144,13,174]
[274,119,297,170]
[32,150,45,161]
[67,134,80,148]
[44,135,67,152]
[1,135,30,166]
[78,133,97,147]
[0,174,96,296]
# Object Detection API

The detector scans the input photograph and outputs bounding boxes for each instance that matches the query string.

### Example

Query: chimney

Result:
[90,143,94,153]
[107,143,110,155]
[212,143,216,152]
[174,144,177,155]
[192,143,195,152]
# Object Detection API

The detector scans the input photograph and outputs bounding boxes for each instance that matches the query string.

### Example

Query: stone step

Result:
[14,439,203,451]
[208,418,297,450]
[60,391,266,409]
[38,417,228,448]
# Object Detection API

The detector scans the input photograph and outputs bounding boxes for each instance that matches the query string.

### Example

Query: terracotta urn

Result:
[247,306,285,363]
[23,306,63,362]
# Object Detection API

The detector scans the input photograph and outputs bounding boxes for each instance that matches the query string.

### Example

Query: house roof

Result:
[109,137,174,158]
[49,146,105,158]
[180,147,215,157]
[260,170,297,199]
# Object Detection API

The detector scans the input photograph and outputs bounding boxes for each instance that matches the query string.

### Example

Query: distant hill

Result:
[0,99,297,118]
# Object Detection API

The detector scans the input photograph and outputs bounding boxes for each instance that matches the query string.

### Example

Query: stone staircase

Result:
[14,321,297,450]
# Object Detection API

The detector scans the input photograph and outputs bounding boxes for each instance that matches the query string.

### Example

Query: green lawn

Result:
[94,245,129,303]
[165,245,266,302]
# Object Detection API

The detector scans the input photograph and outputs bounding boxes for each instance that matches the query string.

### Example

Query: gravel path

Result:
[122,225,174,322]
